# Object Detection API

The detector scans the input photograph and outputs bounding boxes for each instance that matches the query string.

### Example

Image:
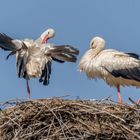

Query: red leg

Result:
[116,84,122,104]
[26,78,30,98]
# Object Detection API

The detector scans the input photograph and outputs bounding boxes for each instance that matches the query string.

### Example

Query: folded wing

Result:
[99,50,140,82]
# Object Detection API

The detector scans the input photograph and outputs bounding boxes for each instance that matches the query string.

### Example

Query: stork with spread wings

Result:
[0,29,79,98]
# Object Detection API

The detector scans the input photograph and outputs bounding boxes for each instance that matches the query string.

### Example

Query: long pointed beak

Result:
[41,36,49,44]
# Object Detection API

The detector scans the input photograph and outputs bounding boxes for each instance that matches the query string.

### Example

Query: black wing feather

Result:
[104,67,140,82]
[0,33,15,51]
[126,53,140,59]
[52,57,65,63]
[39,61,52,86]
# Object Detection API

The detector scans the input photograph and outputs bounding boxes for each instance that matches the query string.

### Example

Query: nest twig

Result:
[0,98,140,140]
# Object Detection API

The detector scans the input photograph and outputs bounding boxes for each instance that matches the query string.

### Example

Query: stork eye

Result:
[91,41,94,46]
[48,31,50,34]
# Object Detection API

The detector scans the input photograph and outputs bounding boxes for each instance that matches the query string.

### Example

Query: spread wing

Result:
[0,33,27,59]
[0,33,24,50]
[39,44,79,85]
[44,44,79,63]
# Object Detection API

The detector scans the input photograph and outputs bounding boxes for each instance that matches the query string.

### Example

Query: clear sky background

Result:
[0,0,140,103]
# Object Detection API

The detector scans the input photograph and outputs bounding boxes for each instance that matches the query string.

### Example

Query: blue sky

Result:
[0,0,140,103]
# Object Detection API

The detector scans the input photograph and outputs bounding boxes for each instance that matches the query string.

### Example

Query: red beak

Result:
[41,36,49,44]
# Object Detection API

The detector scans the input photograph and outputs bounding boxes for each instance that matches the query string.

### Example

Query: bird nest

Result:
[0,98,140,140]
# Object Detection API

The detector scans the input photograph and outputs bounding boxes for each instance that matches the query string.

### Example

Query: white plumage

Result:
[0,29,79,97]
[79,36,140,104]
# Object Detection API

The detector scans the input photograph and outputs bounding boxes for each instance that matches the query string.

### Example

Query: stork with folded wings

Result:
[79,36,140,104]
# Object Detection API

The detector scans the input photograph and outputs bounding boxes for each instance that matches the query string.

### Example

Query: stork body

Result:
[79,37,140,104]
[0,29,79,97]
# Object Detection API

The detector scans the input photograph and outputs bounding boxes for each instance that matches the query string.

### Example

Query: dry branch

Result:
[0,98,140,140]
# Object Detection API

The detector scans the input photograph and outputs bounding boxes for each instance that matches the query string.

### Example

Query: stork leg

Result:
[26,78,30,98]
[116,84,122,104]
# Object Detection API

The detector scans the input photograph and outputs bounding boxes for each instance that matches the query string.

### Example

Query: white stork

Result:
[79,36,140,104]
[0,29,79,98]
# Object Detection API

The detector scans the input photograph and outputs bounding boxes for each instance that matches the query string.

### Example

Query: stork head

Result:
[90,36,105,50]
[41,28,55,44]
